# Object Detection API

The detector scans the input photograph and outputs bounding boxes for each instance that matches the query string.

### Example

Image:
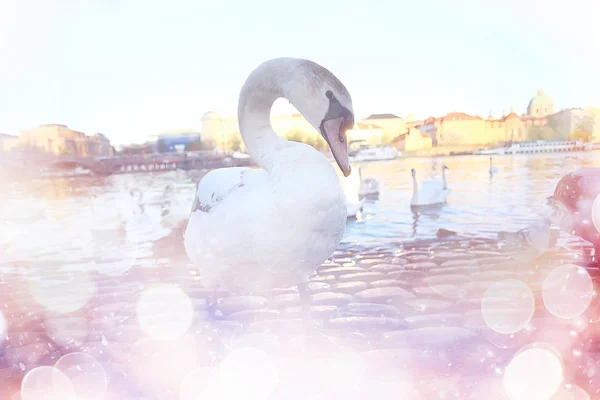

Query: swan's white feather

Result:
[194,167,261,213]
[184,145,346,292]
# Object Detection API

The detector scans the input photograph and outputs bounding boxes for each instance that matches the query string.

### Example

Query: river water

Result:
[3,151,599,264]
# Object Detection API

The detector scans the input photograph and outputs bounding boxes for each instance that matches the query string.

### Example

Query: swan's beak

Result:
[321,116,351,177]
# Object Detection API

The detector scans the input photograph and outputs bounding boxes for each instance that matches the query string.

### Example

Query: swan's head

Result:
[283,60,354,177]
[411,168,416,177]
[442,165,449,170]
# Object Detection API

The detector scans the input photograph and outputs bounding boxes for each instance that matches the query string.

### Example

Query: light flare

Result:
[503,346,563,400]
[542,264,594,319]
[28,270,95,314]
[482,279,535,334]
[21,366,76,400]
[0,310,6,345]
[136,284,194,341]
[591,194,600,233]
[219,347,279,400]
[55,352,107,400]
[180,367,222,400]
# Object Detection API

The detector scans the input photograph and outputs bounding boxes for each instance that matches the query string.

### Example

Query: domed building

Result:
[527,88,554,117]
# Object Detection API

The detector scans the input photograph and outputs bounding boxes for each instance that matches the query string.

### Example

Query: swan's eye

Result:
[325,90,334,100]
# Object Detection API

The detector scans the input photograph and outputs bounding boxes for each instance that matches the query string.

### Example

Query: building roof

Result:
[440,112,483,122]
[365,113,402,120]
[39,124,68,128]
[504,112,521,120]
[527,88,553,113]
[93,133,111,142]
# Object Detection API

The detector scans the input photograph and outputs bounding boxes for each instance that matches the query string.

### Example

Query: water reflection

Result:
[410,204,443,238]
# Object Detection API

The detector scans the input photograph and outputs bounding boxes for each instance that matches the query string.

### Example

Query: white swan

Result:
[357,167,380,199]
[184,58,354,312]
[161,183,197,228]
[489,157,498,175]
[410,165,450,207]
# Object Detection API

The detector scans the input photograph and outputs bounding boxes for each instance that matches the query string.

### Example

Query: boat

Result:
[348,142,399,162]
[39,165,92,178]
[475,140,592,155]
[231,151,251,159]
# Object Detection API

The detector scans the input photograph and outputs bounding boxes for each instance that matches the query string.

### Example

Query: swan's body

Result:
[184,58,354,293]
[410,165,450,207]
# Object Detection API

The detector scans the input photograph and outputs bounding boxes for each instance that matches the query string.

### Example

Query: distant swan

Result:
[358,167,380,199]
[410,165,450,207]
[184,58,354,322]
[489,157,498,175]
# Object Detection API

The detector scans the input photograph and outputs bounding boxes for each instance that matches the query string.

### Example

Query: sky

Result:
[0,0,598,145]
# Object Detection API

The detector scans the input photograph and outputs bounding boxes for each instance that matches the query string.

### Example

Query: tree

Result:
[229,136,242,152]
[572,129,592,142]
[199,139,216,151]
[571,116,595,142]
[527,126,559,141]
[284,129,305,143]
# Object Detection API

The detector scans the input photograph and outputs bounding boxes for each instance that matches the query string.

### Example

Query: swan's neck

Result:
[442,168,447,190]
[237,60,298,172]
[411,174,418,202]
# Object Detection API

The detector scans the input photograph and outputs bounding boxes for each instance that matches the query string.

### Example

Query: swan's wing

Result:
[185,166,272,288]
[418,180,445,204]
[192,167,264,214]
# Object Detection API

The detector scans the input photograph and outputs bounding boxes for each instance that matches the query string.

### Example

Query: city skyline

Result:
[1,0,598,145]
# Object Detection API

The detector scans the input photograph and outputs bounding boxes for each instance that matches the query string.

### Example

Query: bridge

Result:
[0,151,255,179]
